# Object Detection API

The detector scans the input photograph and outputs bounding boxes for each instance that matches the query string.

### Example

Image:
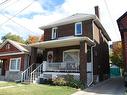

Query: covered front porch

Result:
[30,37,95,86]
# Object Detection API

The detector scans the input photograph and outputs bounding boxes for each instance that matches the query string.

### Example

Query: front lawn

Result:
[0,82,16,87]
[0,82,77,95]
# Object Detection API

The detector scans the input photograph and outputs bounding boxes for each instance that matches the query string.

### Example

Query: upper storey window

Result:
[75,22,82,35]
[52,27,57,39]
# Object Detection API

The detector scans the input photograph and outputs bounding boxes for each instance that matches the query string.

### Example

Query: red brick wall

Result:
[43,20,93,41]
[43,45,80,62]
[122,32,127,71]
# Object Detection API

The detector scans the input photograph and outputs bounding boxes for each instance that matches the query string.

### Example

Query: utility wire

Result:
[2,14,35,33]
[0,0,34,27]
[0,0,20,12]
[0,0,10,6]
[103,0,120,40]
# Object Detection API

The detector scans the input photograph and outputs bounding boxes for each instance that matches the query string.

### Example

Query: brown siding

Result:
[0,42,20,53]
[0,54,26,71]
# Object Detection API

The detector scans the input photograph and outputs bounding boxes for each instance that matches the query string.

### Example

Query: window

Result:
[63,50,80,70]
[63,50,79,64]
[9,58,21,71]
[52,27,57,39]
[75,22,82,35]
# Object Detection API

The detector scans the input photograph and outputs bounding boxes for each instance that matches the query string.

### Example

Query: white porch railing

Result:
[21,63,36,82]
[30,63,43,83]
[45,61,79,72]
[30,61,79,83]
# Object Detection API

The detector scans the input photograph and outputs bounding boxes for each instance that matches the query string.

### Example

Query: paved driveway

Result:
[72,77,125,95]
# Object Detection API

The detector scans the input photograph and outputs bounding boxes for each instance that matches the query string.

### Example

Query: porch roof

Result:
[30,37,95,49]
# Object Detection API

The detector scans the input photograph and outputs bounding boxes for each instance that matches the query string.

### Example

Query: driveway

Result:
[72,77,125,95]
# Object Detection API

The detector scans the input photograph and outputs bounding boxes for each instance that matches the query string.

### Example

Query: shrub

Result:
[52,77,67,86]
[68,79,85,89]
[64,74,85,89]
[52,74,85,89]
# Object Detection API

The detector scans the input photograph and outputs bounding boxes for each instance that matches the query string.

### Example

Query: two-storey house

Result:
[29,6,111,86]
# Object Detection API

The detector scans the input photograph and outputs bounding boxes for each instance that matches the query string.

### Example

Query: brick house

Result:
[117,11,127,72]
[0,6,111,87]
[28,6,111,86]
[0,39,30,81]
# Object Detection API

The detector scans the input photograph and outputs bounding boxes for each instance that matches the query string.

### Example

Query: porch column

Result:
[30,47,37,65]
[80,41,87,86]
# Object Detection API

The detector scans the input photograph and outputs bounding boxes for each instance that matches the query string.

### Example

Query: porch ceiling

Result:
[30,37,95,49]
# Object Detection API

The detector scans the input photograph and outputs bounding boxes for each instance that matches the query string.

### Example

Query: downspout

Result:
[88,19,97,87]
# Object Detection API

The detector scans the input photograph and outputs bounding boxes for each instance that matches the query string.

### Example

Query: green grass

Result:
[0,82,16,87]
[0,83,77,95]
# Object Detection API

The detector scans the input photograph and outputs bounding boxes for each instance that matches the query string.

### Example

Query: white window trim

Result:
[9,57,21,71]
[52,27,57,39]
[63,49,80,62]
[75,22,82,35]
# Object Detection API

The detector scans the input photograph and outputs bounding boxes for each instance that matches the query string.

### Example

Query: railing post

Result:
[43,61,47,71]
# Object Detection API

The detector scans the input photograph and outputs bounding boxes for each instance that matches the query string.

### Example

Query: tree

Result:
[25,35,40,44]
[110,42,124,68]
[1,32,25,43]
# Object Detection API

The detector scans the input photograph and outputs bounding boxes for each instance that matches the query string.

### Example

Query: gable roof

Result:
[40,13,111,41]
[0,39,29,52]
[117,11,127,31]
[117,11,127,22]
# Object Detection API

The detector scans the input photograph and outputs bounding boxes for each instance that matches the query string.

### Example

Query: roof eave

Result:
[39,15,96,30]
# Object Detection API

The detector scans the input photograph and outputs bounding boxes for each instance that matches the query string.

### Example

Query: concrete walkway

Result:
[72,77,125,95]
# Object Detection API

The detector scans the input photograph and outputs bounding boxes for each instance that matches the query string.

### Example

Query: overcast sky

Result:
[0,0,126,42]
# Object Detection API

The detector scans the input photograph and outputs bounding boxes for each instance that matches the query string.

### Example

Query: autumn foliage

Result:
[110,41,124,68]
[26,35,40,44]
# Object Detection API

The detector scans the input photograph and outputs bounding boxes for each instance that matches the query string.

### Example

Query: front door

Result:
[87,46,93,86]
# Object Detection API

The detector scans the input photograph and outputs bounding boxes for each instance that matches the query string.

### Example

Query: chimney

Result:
[94,6,100,19]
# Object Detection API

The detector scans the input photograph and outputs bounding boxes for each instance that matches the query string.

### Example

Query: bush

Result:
[68,79,85,89]
[52,77,67,86]
[64,74,85,89]
[52,74,85,89]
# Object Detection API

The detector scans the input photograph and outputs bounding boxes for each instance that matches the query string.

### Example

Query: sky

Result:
[0,0,126,42]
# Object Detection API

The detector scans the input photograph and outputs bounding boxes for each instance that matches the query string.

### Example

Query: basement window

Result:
[75,22,82,35]
[9,58,21,71]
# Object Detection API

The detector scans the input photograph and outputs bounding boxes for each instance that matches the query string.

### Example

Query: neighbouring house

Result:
[28,6,111,86]
[0,39,43,81]
[0,39,30,81]
[117,11,127,72]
